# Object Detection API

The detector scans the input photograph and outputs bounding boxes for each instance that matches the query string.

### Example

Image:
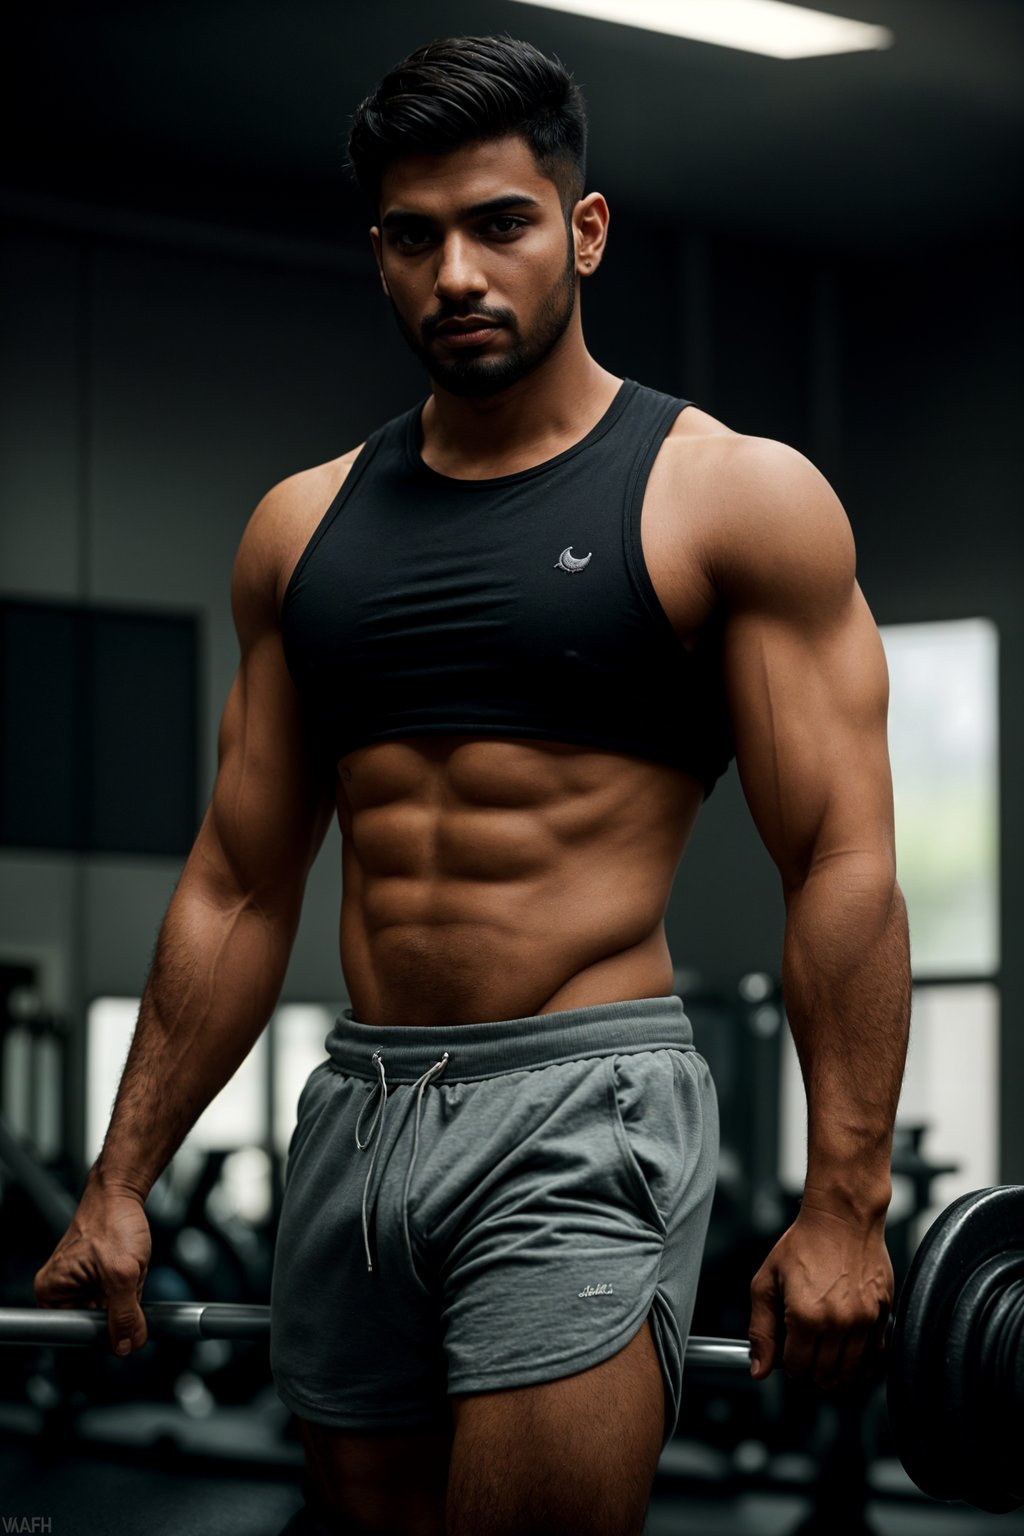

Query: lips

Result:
[434,319,502,346]
[436,317,498,334]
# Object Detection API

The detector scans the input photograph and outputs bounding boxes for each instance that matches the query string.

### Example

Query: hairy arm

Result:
[717,438,911,1385]
[35,478,336,1345]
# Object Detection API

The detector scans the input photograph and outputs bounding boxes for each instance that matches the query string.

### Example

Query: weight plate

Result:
[887,1184,1024,1509]
[979,1277,1024,1502]
[947,1250,1024,1512]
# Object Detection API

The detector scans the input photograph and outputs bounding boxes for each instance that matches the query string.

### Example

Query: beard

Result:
[386,232,578,399]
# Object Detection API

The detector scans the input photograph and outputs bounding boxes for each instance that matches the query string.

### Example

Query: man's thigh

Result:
[298,1417,454,1536]
[446,1317,664,1536]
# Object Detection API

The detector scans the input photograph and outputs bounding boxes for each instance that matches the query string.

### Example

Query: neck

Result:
[420,331,622,475]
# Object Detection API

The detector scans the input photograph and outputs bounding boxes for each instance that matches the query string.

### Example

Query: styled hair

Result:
[347,34,587,214]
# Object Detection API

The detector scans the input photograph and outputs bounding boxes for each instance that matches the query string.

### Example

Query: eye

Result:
[389,225,435,251]
[483,215,527,238]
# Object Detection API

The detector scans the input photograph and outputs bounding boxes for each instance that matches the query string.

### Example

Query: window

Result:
[86,997,336,1171]
[86,997,268,1164]
[272,1003,335,1158]
[780,982,1000,1230]
[881,618,999,979]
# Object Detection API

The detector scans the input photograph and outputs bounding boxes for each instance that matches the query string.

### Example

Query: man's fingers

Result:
[32,1193,153,1356]
[748,1277,780,1378]
[831,1299,892,1384]
[33,1269,59,1309]
[33,1262,86,1310]
[858,1310,892,1381]
[101,1257,149,1354]
[106,1289,148,1355]
[747,1215,894,1387]
[780,1317,817,1381]
[810,1327,848,1388]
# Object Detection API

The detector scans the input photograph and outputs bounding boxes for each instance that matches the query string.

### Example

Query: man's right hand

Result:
[33,1180,152,1356]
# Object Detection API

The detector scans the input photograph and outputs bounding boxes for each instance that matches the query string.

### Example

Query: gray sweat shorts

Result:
[270,995,718,1447]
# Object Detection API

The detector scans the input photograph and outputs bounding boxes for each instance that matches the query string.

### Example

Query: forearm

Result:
[782,856,911,1221]
[92,868,301,1201]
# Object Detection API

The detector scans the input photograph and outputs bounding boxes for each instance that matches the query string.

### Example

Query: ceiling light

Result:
[508,0,894,59]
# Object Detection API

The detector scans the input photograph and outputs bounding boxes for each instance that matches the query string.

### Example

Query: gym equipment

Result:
[0,1306,748,1361]
[887,1183,1024,1514]
[0,1110,76,1238]
[3,1187,1021,1512]
[0,1301,269,1346]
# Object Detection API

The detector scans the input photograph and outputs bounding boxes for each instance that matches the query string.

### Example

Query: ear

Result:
[572,193,610,277]
[369,227,390,296]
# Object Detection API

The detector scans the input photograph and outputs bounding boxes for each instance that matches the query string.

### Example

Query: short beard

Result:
[386,231,578,400]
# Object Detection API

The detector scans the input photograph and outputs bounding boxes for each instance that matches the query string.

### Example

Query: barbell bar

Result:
[0,1306,754,1367]
[0,1306,760,1369]
[3,1187,1021,1513]
[0,1301,271,1346]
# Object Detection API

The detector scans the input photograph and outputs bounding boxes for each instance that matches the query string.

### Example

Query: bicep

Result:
[200,632,335,907]
[192,499,335,909]
[718,450,895,894]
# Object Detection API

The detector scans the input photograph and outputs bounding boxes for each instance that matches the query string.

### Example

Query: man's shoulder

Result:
[257,445,366,533]
[654,412,856,612]
[665,405,813,486]
[233,446,367,622]
[663,412,849,540]
[667,401,739,443]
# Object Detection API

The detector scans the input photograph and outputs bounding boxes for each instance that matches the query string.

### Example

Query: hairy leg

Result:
[297,1418,453,1535]
[446,1317,665,1536]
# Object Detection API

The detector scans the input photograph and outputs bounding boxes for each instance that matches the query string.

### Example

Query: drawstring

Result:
[355,1049,450,1275]
[402,1052,449,1275]
[355,1050,388,1273]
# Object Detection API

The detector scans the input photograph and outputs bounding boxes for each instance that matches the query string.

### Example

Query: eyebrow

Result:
[380,193,543,229]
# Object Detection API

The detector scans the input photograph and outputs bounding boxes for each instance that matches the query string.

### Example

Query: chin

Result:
[431,359,532,399]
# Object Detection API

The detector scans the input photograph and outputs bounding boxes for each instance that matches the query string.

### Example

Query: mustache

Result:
[422,305,515,338]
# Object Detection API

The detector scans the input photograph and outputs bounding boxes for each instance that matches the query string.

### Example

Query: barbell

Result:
[0,1306,756,1368]
[3,1186,1021,1513]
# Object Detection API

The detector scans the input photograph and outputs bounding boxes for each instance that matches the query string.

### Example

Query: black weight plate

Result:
[981,1277,1024,1502]
[947,1250,1024,1512]
[887,1185,1024,1508]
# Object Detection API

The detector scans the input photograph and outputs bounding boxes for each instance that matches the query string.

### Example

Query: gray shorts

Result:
[270,995,718,1447]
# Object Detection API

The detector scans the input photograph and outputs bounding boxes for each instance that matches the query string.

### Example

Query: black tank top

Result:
[281,378,734,795]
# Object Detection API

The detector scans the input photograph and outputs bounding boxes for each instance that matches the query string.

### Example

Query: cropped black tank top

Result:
[281,378,734,795]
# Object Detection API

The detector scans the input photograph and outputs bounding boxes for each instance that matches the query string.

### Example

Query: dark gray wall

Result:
[1,209,1020,1176]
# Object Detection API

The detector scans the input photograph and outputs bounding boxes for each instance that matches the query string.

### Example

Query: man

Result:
[35,33,910,1536]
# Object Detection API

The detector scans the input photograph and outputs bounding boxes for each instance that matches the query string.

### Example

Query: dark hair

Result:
[348,34,587,214]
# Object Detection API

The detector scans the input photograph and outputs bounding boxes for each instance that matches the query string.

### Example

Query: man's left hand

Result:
[748,1201,893,1387]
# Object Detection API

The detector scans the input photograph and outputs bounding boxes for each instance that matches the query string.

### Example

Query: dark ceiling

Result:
[4,0,1022,256]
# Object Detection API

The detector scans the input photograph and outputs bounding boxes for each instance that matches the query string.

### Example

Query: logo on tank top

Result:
[577,1283,615,1299]
[554,546,593,574]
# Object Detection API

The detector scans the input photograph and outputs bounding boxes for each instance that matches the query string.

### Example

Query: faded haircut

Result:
[347,34,588,216]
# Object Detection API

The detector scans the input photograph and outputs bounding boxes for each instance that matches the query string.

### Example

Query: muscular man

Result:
[36,34,911,1536]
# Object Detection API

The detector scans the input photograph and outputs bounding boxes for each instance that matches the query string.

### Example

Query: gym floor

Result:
[1,1402,1021,1536]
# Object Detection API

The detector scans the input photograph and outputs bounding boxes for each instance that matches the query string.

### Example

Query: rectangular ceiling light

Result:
[509,0,894,59]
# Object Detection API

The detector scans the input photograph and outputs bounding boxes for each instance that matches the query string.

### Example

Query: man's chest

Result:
[276,400,739,792]
[276,404,737,657]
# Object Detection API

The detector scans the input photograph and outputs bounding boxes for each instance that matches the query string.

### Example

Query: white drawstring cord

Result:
[402,1053,449,1273]
[355,1051,388,1273]
[355,1048,450,1276]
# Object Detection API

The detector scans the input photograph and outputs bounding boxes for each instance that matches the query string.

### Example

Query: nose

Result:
[433,232,486,304]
